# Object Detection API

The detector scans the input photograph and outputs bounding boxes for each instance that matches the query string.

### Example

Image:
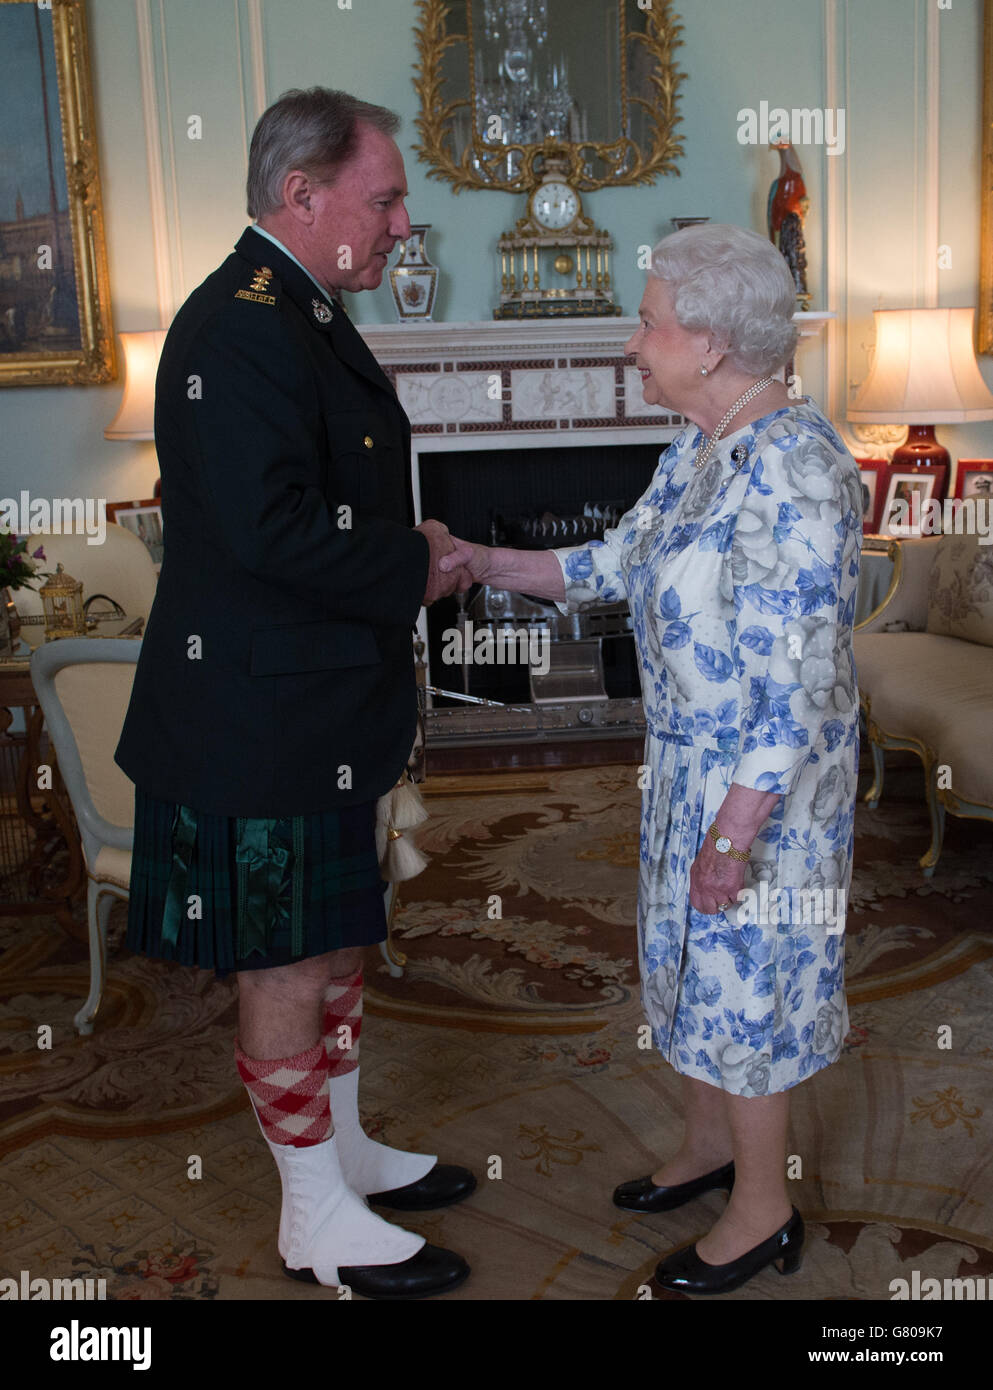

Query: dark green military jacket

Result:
[114,226,430,817]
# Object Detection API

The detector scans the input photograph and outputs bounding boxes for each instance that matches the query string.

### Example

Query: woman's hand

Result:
[439,541,566,603]
[689,783,781,916]
[438,536,493,585]
[689,834,748,916]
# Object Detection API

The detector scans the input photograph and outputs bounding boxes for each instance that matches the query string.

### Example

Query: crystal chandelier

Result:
[474,0,578,159]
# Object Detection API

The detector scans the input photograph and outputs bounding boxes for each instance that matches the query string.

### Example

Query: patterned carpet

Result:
[1,756,991,1301]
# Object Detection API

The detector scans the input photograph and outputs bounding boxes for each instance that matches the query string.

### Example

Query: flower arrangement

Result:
[0,530,48,592]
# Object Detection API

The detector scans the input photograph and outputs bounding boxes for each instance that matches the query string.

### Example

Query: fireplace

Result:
[358,313,830,746]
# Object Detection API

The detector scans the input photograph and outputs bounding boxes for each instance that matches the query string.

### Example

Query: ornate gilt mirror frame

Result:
[0,0,115,386]
[412,0,685,193]
[980,0,993,352]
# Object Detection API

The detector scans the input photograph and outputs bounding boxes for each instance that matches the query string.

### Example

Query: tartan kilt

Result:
[124,785,388,976]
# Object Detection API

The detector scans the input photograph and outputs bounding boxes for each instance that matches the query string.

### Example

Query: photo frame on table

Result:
[878,464,948,538]
[954,459,993,500]
[0,0,116,386]
[855,458,889,535]
[107,500,163,572]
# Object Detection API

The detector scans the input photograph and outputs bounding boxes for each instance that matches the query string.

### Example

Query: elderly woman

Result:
[440,222,860,1295]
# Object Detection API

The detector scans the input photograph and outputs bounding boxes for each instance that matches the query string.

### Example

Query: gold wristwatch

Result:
[708,822,751,861]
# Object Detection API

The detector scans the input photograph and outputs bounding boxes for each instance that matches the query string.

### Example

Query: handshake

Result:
[416,519,490,605]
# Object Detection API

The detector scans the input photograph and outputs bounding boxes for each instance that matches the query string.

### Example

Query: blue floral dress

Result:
[552,401,862,1096]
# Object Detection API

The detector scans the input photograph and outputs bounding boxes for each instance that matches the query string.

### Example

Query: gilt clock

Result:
[495,155,621,320]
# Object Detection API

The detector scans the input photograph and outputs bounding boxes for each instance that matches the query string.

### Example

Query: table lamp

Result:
[848,307,993,469]
[104,330,166,440]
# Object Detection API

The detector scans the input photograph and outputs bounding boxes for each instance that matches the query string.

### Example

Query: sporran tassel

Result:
[375,770,429,882]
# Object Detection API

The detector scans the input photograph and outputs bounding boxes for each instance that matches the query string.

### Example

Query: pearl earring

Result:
[700,366,709,377]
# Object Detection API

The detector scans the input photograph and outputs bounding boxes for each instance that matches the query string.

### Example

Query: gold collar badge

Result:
[235,265,276,305]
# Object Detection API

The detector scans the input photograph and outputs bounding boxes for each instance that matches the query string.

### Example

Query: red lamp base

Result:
[890,424,950,472]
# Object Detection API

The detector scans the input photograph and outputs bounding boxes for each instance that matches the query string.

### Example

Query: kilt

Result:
[125,785,389,976]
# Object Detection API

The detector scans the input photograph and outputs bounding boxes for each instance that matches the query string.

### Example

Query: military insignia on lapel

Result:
[235,265,276,305]
[312,298,334,324]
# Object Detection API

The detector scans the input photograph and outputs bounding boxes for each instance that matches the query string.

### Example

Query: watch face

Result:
[531,181,579,231]
[715,836,732,855]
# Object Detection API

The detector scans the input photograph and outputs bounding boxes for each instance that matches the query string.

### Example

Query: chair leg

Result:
[864,738,886,809]
[75,880,111,1036]
[378,882,404,979]
[920,765,947,879]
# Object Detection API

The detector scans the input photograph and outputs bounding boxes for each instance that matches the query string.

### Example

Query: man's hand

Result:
[416,520,475,605]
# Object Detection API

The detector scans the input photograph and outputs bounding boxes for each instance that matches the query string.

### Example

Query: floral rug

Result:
[1,757,991,1301]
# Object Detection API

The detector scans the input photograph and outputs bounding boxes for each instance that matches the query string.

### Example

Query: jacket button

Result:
[363,435,374,449]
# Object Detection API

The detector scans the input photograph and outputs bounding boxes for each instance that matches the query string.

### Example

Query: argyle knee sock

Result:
[322,971,435,1195]
[235,1038,332,1148]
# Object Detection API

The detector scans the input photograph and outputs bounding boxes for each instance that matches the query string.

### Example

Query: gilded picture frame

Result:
[0,0,115,386]
[980,0,993,353]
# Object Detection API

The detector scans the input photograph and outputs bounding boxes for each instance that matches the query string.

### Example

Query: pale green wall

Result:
[1,0,992,504]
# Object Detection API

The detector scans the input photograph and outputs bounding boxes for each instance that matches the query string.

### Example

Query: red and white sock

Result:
[322,971,363,1076]
[235,1038,332,1148]
[322,971,436,1196]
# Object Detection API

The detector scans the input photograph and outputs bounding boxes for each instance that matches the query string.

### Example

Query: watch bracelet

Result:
[708,821,751,861]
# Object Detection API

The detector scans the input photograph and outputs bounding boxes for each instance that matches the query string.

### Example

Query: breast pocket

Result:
[249,619,381,675]
[329,410,401,511]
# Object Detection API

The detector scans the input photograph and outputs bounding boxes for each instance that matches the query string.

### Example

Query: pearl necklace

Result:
[693,377,776,470]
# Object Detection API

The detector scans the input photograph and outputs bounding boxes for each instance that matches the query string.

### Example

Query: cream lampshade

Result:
[849,307,993,470]
[103,330,167,440]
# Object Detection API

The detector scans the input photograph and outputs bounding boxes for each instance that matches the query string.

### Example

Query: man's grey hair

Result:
[650,223,799,376]
[247,87,400,220]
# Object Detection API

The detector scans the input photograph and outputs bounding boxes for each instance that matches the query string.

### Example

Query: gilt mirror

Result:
[413,0,685,192]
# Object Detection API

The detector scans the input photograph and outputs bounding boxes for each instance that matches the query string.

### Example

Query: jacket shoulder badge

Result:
[234,265,276,306]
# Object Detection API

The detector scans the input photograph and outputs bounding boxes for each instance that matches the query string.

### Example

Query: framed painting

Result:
[0,0,115,386]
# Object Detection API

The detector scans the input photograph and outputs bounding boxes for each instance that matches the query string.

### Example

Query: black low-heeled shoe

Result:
[654,1206,804,1295]
[613,1160,735,1213]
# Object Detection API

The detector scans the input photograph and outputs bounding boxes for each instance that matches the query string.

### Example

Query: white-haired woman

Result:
[440,223,860,1294]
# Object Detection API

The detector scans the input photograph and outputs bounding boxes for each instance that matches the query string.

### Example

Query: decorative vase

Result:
[388,225,439,321]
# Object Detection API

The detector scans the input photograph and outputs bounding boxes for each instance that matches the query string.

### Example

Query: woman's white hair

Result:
[650,223,798,375]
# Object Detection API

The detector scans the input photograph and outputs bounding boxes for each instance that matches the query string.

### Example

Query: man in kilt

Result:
[115,87,475,1299]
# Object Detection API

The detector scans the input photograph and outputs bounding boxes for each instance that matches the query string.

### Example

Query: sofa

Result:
[853,531,993,875]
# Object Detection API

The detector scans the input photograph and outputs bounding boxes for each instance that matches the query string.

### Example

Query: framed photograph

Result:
[856,458,889,535]
[0,0,115,386]
[879,464,948,538]
[108,500,163,572]
[954,458,993,500]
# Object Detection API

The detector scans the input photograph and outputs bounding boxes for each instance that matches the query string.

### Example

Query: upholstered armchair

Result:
[854,533,993,875]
